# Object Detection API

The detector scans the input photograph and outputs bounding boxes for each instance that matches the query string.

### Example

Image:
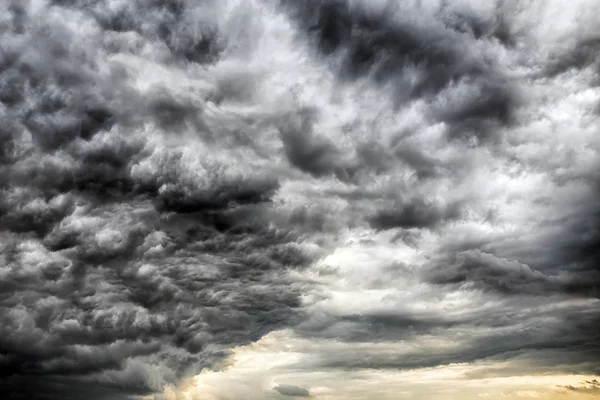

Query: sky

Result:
[0,0,599,399]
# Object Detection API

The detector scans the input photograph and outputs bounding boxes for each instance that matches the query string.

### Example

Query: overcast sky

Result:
[1,0,599,399]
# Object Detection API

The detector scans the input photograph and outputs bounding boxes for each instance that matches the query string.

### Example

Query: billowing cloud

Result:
[1,0,600,399]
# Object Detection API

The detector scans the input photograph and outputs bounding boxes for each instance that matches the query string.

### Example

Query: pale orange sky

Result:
[153,330,600,400]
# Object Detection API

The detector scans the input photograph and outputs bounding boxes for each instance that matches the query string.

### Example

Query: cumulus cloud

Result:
[1,0,600,399]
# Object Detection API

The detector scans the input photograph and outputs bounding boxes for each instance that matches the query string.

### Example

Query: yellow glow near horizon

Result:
[158,330,600,400]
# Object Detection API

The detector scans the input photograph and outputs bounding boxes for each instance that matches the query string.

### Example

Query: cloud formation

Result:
[1,0,600,399]
[561,379,600,394]
[273,384,312,397]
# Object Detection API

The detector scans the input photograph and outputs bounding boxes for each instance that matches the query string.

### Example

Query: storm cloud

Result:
[1,0,600,399]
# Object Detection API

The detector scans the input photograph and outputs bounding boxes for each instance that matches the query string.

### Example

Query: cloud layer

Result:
[1,0,599,399]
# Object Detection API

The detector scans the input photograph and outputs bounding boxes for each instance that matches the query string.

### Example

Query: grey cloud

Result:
[559,379,600,394]
[423,250,559,294]
[440,5,516,48]
[69,0,224,65]
[393,146,447,180]
[471,179,600,297]
[310,305,600,372]
[278,0,598,388]
[368,199,462,231]
[0,1,313,398]
[296,311,456,343]
[144,155,280,215]
[145,87,209,132]
[2,0,600,398]
[284,0,467,91]
[543,37,600,79]
[279,109,358,182]
[278,110,440,185]
[432,77,515,144]
[0,376,154,400]
[296,248,599,371]
[0,202,311,398]
[273,384,312,397]
[281,0,516,143]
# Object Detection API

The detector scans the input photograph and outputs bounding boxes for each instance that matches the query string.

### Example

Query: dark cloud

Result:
[463,174,600,298]
[23,104,116,151]
[145,88,207,132]
[369,199,461,231]
[423,250,559,294]
[0,375,154,400]
[543,37,600,79]
[309,306,600,372]
[0,1,312,398]
[281,0,517,144]
[278,109,358,182]
[2,0,600,398]
[432,77,515,144]
[440,6,516,48]
[69,0,224,65]
[296,310,457,343]
[0,204,311,398]
[393,146,447,180]
[559,379,600,394]
[284,0,464,91]
[273,384,312,397]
